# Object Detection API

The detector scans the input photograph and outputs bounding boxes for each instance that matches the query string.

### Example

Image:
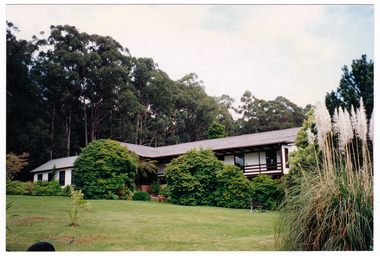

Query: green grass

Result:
[6,195,278,251]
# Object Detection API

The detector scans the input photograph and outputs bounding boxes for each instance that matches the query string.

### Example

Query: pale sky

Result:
[5,3,374,109]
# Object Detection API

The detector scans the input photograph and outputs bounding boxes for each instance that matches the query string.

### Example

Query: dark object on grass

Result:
[27,241,55,251]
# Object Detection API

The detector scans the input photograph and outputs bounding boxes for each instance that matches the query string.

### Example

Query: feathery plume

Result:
[333,107,353,152]
[350,105,357,132]
[355,98,368,143]
[315,101,331,149]
[307,128,316,145]
[369,111,374,142]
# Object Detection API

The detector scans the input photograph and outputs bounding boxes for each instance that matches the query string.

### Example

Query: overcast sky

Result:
[6,3,374,109]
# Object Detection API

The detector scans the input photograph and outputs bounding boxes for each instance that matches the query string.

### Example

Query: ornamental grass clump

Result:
[276,99,373,251]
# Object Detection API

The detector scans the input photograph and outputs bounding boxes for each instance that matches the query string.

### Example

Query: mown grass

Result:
[6,195,278,251]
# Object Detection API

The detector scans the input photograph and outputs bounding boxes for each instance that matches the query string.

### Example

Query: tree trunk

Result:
[50,104,56,158]
[83,96,88,146]
[66,107,71,157]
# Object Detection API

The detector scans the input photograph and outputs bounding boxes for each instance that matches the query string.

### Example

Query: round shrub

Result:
[251,174,283,210]
[132,191,151,201]
[73,139,138,199]
[214,164,253,208]
[165,148,224,206]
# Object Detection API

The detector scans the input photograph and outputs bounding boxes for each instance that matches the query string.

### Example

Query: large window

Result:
[234,153,245,170]
[37,174,43,181]
[266,150,277,170]
[59,171,65,186]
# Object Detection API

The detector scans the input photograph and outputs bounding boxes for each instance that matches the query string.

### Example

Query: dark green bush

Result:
[251,175,283,210]
[165,148,224,206]
[73,139,138,199]
[151,180,161,196]
[214,164,253,208]
[132,191,151,201]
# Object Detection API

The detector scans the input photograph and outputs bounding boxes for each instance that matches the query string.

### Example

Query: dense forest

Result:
[7,22,310,180]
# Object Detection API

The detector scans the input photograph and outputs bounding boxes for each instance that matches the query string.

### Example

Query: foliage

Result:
[6,22,50,181]
[136,157,158,188]
[237,91,306,134]
[160,186,171,198]
[31,180,62,196]
[132,191,151,201]
[6,152,29,181]
[6,180,70,196]
[326,54,373,120]
[214,164,253,208]
[66,187,91,227]
[165,148,224,206]
[276,100,373,251]
[151,179,161,196]
[250,175,283,210]
[208,121,227,139]
[282,108,319,193]
[73,139,138,199]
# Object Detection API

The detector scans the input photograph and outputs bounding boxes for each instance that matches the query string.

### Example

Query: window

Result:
[59,171,65,186]
[217,155,225,161]
[266,150,277,170]
[234,153,245,170]
[37,174,43,181]
[48,172,52,182]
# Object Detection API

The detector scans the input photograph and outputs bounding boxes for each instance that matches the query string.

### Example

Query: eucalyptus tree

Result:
[83,34,134,143]
[237,90,306,134]
[31,25,89,157]
[326,54,374,120]
[6,21,49,178]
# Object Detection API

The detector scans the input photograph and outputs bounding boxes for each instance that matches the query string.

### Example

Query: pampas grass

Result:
[276,98,373,251]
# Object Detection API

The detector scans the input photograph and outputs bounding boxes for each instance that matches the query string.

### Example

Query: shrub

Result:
[160,186,170,198]
[132,191,151,201]
[214,164,253,208]
[73,139,138,199]
[32,180,62,196]
[6,180,64,196]
[165,148,223,206]
[251,175,283,210]
[59,185,73,196]
[151,180,161,196]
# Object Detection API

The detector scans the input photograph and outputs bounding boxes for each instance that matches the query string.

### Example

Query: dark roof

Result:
[31,127,300,172]
[121,127,300,158]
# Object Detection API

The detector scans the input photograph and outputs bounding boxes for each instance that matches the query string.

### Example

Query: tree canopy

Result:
[326,54,373,120]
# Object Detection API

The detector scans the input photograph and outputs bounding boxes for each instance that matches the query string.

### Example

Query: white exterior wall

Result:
[33,169,72,187]
[224,155,234,165]
[281,144,297,174]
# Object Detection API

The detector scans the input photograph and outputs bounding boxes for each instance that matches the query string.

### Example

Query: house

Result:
[31,127,300,188]
[31,156,77,187]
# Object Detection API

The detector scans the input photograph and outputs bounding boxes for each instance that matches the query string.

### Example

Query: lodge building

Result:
[31,127,300,191]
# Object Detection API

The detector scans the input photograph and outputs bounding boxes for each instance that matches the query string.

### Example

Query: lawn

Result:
[6,195,279,251]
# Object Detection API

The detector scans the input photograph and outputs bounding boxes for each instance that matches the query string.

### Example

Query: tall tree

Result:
[6,21,50,179]
[237,90,306,134]
[326,54,373,119]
